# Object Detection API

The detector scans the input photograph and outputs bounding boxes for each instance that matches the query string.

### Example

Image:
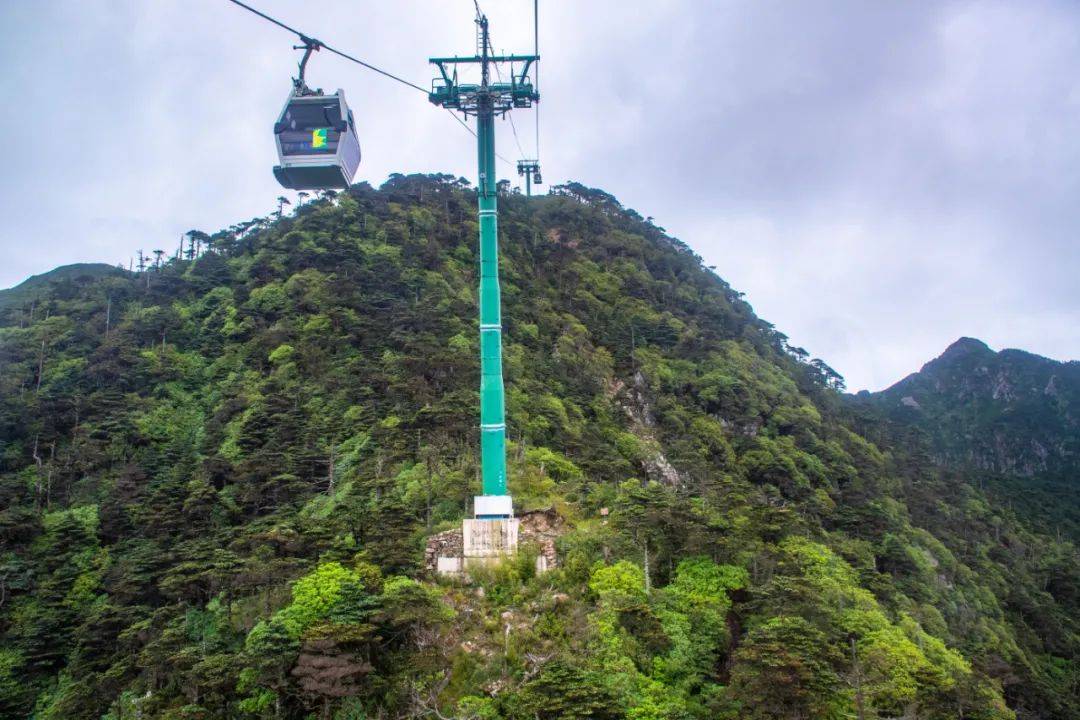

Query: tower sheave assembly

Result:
[429,11,538,560]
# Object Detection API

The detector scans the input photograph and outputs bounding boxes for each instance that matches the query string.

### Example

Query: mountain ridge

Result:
[0,175,1074,719]
[859,335,1079,480]
[0,262,129,313]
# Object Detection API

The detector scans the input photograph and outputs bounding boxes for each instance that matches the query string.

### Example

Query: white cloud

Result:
[1,0,1076,391]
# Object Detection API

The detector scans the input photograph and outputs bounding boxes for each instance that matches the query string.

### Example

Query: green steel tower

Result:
[430,13,538,518]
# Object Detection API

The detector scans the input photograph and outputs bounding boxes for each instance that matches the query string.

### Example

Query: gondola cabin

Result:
[273,89,361,190]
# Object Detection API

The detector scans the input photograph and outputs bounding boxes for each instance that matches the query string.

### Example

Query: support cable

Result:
[445,110,514,167]
[225,0,428,94]
[506,112,526,160]
[224,0,489,153]
[446,109,476,137]
[485,31,527,161]
[468,0,521,167]
[534,0,541,161]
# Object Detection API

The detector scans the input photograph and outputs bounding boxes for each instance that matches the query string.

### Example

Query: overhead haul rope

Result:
[224,0,514,164]
[474,0,541,166]
[470,0,530,166]
[226,0,429,93]
[484,28,528,162]
[534,0,540,161]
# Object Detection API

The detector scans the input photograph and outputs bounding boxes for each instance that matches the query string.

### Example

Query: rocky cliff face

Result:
[856,337,1079,478]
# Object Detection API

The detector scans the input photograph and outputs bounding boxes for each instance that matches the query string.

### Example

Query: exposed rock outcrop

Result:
[608,372,685,487]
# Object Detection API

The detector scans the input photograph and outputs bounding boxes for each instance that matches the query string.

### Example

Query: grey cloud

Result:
[0,0,1076,390]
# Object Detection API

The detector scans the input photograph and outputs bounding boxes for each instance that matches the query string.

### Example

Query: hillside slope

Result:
[0,175,1075,719]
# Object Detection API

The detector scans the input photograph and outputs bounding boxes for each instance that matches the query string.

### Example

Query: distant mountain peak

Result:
[939,336,992,359]
[863,335,1078,478]
[3,262,125,292]
[0,262,128,310]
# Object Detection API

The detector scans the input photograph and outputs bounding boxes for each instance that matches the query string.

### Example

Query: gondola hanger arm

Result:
[293,35,323,94]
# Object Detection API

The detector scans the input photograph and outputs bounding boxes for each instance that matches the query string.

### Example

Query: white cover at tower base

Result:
[473,494,513,518]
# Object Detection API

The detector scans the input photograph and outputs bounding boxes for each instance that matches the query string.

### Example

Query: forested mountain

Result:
[851,338,1080,542]
[0,264,126,311]
[856,337,1079,479]
[0,174,1076,720]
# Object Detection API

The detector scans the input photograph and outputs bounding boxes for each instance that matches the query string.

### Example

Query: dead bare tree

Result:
[31,435,44,510]
[33,339,46,393]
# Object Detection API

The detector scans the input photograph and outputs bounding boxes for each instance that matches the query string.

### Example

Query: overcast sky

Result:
[1,0,1078,391]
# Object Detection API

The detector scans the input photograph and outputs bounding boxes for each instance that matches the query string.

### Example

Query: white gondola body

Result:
[273,89,361,190]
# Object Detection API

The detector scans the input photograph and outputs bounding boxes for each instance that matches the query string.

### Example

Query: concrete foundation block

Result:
[463,518,519,558]
[463,556,507,571]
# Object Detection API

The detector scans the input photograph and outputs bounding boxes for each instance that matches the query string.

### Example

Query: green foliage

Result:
[277,561,359,637]
[0,649,29,716]
[502,661,624,720]
[666,556,746,609]
[589,561,646,608]
[0,175,1071,719]
[728,616,846,719]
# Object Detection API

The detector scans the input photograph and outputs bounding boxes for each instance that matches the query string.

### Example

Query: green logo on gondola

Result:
[312,128,328,149]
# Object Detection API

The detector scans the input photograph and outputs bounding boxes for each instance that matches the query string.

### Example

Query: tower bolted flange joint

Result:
[428,12,539,534]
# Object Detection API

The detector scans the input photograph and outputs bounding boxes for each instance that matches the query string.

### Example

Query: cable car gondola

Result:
[273,89,361,189]
[272,39,361,190]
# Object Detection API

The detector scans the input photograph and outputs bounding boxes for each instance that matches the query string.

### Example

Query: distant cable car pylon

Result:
[517,159,541,196]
